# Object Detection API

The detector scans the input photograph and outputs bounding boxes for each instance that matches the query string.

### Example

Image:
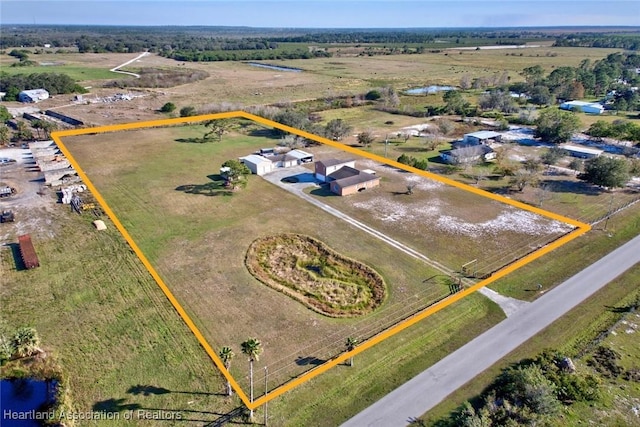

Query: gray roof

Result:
[317,158,354,168]
[241,154,271,165]
[444,145,493,158]
[328,166,360,181]
[334,171,379,188]
[287,149,313,160]
[465,130,502,140]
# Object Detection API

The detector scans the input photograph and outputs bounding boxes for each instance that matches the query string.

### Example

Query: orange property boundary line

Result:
[52,111,591,410]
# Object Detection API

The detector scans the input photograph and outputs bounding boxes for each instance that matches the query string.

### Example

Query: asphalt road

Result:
[341,233,640,427]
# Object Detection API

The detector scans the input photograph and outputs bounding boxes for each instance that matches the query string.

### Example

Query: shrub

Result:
[364,90,381,101]
[179,106,197,117]
[160,102,176,113]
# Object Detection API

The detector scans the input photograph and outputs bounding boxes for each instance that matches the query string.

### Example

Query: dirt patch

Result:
[245,233,386,317]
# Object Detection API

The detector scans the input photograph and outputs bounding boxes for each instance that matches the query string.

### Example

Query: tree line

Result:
[0,72,86,101]
[163,47,330,62]
[553,33,640,50]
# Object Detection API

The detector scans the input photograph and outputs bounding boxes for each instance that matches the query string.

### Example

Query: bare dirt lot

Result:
[0,147,60,243]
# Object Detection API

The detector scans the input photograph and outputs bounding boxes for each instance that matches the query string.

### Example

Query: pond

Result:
[405,85,455,95]
[0,378,58,426]
[245,62,302,72]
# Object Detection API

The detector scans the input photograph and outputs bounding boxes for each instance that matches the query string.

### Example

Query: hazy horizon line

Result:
[2,23,640,30]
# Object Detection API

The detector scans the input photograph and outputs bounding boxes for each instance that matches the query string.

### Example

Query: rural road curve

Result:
[341,233,640,427]
[109,51,150,78]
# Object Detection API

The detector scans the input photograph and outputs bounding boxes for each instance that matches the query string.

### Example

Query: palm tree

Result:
[219,346,235,396]
[345,337,358,367]
[241,338,263,421]
[13,327,40,358]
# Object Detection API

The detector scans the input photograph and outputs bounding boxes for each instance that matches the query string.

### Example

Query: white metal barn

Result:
[559,101,604,115]
[18,89,50,103]
[240,155,274,176]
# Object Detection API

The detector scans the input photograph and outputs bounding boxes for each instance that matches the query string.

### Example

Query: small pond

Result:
[246,62,302,72]
[1,378,58,426]
[405,85,455,95]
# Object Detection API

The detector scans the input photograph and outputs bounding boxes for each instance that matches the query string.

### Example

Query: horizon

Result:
[1,1,639,28]
[2,23,640,30]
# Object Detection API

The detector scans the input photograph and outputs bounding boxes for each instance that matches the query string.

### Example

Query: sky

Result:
[1,0,638,28]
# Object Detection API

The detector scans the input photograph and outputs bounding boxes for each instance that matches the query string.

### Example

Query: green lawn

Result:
[0,64,121,81]
[269,293,505,426]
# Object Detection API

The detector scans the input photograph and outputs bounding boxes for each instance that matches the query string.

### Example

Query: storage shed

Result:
[240,154,274,176]
[559,144,603,159]
[18,89,50,103]
[18,234,40,269]
[287,149,314,164]
[559,101,604,115]
[463,131,502,145]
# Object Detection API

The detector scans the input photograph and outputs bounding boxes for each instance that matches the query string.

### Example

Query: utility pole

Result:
[604,192,614,231]
[384,134,389,158]
[264,366,268,426]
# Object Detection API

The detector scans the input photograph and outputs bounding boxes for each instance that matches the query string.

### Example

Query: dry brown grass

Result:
[245,233,386,317]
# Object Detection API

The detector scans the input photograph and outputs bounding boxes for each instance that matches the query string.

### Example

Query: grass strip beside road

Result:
[269,293,505,426]
[490,204,640,301]
[422,262,640,426]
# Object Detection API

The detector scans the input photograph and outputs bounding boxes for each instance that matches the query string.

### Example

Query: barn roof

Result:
[317,158,354,168]
[20,89,49,97]
[559,144,603,156]
[465,130,502,140]
[334,171,379,188]
[327,166,360,181]
[240,154,271,165]
[287,149,313,160]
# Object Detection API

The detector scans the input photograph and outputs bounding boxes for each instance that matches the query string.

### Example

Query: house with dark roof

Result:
[440,145,496,165]
[315,159,380,196]
[315,159,356,182]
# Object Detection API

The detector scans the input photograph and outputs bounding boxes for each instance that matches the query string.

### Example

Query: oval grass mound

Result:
[245,234,386,317]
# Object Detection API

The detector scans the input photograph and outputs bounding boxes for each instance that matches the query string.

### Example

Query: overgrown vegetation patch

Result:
[106,67,209,88]
[245,234,386,317]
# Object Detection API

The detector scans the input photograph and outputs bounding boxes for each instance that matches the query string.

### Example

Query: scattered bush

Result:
[179,106,197,117]
[160,102,176,113]
[364,90,382,101]
[397,154,428,170]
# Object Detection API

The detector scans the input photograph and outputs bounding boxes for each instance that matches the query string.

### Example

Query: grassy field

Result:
[277,46,623,89]
[269,293,505,426]
[0,64,119,81]
[3,41,639,426]
[421,263,640,427]
[0,209,241,426]
[60,122,464,393]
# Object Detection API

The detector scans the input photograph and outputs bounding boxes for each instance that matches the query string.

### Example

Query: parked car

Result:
[0,158,17,165]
